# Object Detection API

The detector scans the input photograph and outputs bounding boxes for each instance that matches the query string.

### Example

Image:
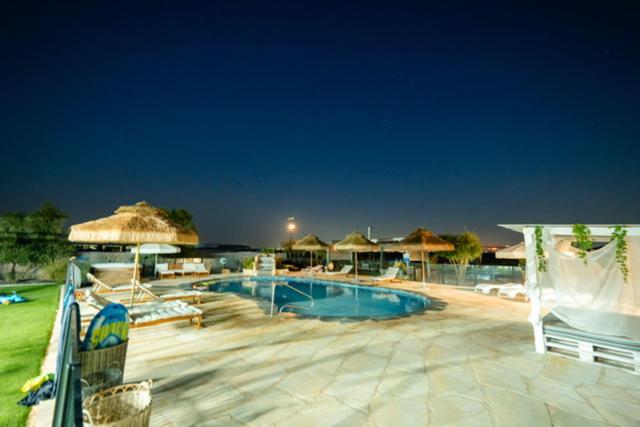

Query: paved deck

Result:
[36,275,640,426]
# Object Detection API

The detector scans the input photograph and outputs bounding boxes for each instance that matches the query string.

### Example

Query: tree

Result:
[0,202,72,280]
[440,231,483,284]
[161,208,197,232]
[281,239,295,258]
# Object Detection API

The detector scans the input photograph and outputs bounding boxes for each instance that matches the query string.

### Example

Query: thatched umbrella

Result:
[333,231,380,280]
[293,234,330,267]
[68,201,199,304]
[391,228,453,287]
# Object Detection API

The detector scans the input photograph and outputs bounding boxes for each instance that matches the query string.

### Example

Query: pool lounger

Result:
[369,267,400,283]
[85,290,203,329]
[322,265,353,276]
[474,282,522,295]
[497,284,528,301]
[88,273,152,294]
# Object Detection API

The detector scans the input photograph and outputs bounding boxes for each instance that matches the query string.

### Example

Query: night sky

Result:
[1,1,639,247]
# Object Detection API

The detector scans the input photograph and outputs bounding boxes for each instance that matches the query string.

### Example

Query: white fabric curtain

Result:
[538,229,640,340]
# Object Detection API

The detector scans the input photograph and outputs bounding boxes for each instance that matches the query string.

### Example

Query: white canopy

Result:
[500,224,640,351]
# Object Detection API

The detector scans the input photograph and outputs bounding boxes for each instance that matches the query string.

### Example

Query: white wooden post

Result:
[523,227,545,354]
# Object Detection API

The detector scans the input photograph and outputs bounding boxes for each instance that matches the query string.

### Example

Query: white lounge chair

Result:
[84,290,203,329]
[302,265,324,274]
[370,267,400,283]
[194,263,209,276]
[155,263,176,279]
[498,284,528,301]
[474,282,522,295]
[323,265,353,276]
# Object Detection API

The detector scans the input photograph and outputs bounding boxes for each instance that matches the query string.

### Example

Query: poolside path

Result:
[36,274,640,427]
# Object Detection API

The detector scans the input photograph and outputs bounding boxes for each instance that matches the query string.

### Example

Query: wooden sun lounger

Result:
[87,273,152,294]
[84,290,203,329]
[87,273,202,304]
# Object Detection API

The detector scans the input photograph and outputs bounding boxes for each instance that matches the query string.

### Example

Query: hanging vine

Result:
[534,226,546,272]
[611,225,629,283]
[572,223,593,264]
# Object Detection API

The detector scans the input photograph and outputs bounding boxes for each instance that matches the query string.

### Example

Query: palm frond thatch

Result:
[293,234,330,251]
[391,227,453,252]
[334,231,379,252]
[68,201,199,245]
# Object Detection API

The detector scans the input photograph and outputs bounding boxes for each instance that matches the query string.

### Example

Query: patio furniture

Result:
[497,284,528,300]
[90,263,141,286]
[182,262,210,277]
[87,273,153,295]
[370,267,400,283]
[302,265,324,274]
[84,290,203,329]
[474,282,522,295]
[323,265,353,276]
[543,313,640,374]
[155,263,175,279]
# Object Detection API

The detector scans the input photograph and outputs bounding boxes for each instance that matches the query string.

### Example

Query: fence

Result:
[329,259,523,287]
[415,264,523,287]
[52,280,83,426]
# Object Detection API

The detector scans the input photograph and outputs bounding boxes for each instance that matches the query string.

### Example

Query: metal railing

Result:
[52,280,83,426]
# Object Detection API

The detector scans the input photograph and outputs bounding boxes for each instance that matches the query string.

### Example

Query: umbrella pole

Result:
[355,252,358,281]
[310,251,313,267]
[421,250,426,288]
[130,243,140,305]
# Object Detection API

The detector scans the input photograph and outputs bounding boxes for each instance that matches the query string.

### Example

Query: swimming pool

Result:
[200,276,430,320]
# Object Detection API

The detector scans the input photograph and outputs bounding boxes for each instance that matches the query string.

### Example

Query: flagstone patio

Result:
[36,277,640,426]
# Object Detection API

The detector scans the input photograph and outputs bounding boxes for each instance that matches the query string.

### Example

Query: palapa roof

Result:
[68,201,199,245]
[293,234,330,251]
[390,227,454,252]
[334,231,380,252]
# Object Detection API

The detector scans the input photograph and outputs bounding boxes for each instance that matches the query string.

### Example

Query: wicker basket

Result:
[80,341,128,396]
[83,380,152,427]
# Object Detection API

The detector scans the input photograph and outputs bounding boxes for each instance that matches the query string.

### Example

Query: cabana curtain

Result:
[537,228,640,340]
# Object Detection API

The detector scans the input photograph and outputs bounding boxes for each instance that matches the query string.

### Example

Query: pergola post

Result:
[523,227,545,354]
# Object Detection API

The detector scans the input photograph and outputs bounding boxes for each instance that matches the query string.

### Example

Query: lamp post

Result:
[287,217,296,241]
[286,217,296,257]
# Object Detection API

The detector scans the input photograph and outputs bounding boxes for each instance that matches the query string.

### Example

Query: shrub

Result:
[43,258,68,282]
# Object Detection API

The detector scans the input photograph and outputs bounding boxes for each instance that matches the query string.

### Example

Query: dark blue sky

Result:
[1,1,639,246]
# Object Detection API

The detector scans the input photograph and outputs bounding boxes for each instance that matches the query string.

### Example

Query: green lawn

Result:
[0,284,61,427]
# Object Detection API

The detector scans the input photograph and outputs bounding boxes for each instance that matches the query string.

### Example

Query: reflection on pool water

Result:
[202,276,431,320]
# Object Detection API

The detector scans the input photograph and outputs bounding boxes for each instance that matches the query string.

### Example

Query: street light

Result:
[287,217,296,241]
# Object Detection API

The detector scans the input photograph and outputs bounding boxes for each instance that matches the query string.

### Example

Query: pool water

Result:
[202,276,430,320]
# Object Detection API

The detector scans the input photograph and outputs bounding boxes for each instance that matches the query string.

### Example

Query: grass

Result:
[0,284,60,427]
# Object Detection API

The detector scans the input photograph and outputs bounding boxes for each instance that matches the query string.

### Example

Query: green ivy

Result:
[572,224,593,264]
[611,225,629,283]
[534,226,546,272]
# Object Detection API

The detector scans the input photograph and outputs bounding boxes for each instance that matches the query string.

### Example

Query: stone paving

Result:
[36,276,640,426]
